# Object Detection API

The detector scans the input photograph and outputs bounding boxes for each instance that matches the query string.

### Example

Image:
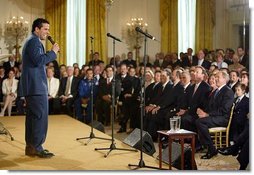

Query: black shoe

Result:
[201,150,218,159]
[218,147,238,156]
[35,150,55,158]
[117,127,126,133]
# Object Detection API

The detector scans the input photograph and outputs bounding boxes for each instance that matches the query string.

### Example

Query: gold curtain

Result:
[86,0,107,64]
[160,0,178,54]
[45,0,67,65]
[195,0,215,52]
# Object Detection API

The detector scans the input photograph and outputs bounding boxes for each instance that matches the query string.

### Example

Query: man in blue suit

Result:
[21,18,60,158]
[195,70,234,159]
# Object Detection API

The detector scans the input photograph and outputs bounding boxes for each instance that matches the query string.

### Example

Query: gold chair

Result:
[209,103,235,149]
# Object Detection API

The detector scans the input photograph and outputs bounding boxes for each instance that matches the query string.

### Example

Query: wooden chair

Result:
[209,103,235,149]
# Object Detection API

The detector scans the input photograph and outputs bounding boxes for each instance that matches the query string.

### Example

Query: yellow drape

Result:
[86,0,107,64]
[160,0,178,54]
[45,0,67,65]
[195,0,215,52]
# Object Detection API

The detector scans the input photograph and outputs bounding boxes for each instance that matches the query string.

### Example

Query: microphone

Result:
[90,36,94,40]
[107,33,122,42]
[47,36,55,45]
[135,27,156,40]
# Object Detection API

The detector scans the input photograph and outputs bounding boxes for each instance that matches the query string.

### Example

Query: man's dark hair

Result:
[32,18,49,33]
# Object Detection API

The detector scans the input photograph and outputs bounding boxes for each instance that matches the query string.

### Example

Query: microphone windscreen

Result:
[135,27,140,32]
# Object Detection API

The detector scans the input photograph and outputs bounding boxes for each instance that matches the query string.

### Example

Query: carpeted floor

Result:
[0,115,241,170]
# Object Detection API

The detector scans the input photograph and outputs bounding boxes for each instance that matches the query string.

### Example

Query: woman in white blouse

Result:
[0,69,19,116]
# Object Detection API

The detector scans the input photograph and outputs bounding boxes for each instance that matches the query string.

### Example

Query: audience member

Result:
[229,83,249,144]
[75,68,98,123]
[121,52,137,68]
[195,70,234,159]
[0,66,7,102]
[88,52,103,66]
[228,54,245,72]
[192,49,211,70]
[0,69,19,116]
[3,54,20,76]
[237,47,249,69]
[47,67,60,114]
[96,65,121,125]
[57,66,80,116]
[227,70,240,93]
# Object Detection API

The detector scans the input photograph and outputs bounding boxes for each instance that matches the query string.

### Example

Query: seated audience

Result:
[96,65,121,125]
[211,51,228,69]
[0,69,19,116]
[145,69,176,141]
[229,83,249,144]
[121,51,137,68]
[117,63,133,133]
[228,54,245,72]
[57,66,80,116]
[153,52,165,67]
[195,70,234,159]
[47,67,60,114]
[144,70,154,88]
[88,52,104,66]
[237,47,249,70]
[192,49,211,70]
[177,66,211,134]
[75,68,98,123]
[227,70,240,93]
[3,54,20,76]
[0,66,7,102]
[240,72,249,97]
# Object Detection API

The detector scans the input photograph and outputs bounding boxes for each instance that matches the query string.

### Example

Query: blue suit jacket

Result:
[21,34,57,96]
[207,85,234,126]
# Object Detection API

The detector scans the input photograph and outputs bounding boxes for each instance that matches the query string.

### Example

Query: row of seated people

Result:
[144,66,249,160]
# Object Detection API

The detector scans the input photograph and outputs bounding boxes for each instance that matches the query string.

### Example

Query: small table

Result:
[157,129,196,170]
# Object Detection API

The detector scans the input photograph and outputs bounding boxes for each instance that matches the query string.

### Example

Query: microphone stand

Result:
[95,37,137,157]
[0,122,14,141]
[76,37,111,145]
[128,35,160,170]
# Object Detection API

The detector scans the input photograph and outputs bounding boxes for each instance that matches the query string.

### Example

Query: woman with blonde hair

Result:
[0,69,19,116]
[145,70,154,88]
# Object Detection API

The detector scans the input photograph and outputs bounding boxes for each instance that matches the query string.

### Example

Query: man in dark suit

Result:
[21,18,60,158]
[121,51,137,68]
[57,66,80,116]
[181,48,196,68]
[96,65,121,125]
[145,70,161,106]
[227,70,240,93]
[88,52,104,66]
[3,54,20,76]
[153,52,164,67]
[145,69,174,141]
[125,66,141,132]
[237,47,249,70]
[117,63,134,133]
[195,70,234,159]
[178,66,211,133]
[192,49,211,70]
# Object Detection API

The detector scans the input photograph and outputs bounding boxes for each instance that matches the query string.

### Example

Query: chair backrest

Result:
[226,103,235,134]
